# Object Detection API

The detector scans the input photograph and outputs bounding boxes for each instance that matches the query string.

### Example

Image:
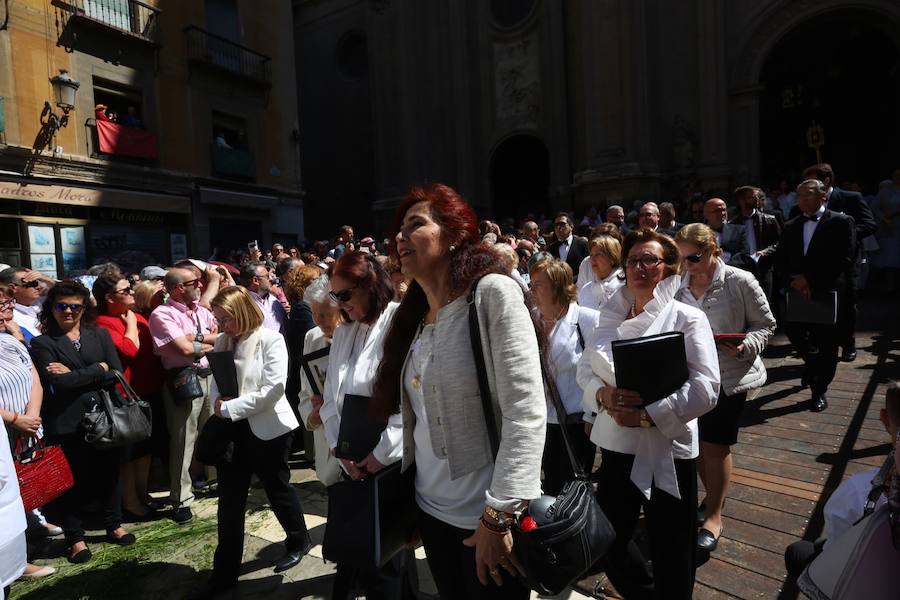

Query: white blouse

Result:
[406,322,492,530]
[545,304,601,424]
[577,261,625,310]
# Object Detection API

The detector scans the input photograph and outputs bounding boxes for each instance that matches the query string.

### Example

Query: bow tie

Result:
[802,213,821,222]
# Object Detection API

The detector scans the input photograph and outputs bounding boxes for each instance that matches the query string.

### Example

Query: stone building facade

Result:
[294,0,900,233]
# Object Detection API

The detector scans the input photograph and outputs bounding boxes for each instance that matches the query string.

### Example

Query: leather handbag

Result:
[797,452,900,600]
[82,370,153,449]
[467,280,615,596]
[166,364,204,403]
[195,416,236,466]
[14,438,74,512]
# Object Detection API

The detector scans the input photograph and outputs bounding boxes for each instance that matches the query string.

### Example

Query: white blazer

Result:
[213,327,300,441]
[545,303,601,424]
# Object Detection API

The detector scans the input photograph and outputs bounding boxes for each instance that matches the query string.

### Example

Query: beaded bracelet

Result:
[479,517,510,535]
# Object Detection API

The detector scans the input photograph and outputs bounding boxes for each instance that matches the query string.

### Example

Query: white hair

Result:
[798,179,826,194]
[304,274,335,306]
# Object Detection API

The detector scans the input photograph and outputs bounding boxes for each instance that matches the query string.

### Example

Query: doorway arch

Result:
[490,134,550,220]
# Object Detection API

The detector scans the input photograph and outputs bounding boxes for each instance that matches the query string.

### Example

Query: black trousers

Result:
[838,273,858,350]
[211,421,309,590]
[785,321,840,395]
[46,433,122,545]
[331,549,416,600]
[542,422,596,496]
[595,448,698,600]
[418,508,530,600]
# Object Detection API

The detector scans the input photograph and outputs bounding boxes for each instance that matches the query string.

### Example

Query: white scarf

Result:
[218,327,263,396]
[589,274,686,500]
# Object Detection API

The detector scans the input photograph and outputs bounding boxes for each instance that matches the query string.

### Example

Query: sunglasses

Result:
[54,303,84,313]
[180,279,201,288]
[329,285,359,303]
[625,256,664,269]
[684,253,704,263]
[113,288,135,296]
[17,280,41,289]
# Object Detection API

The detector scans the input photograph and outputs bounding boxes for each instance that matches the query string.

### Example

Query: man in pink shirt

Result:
[149,267,219,524]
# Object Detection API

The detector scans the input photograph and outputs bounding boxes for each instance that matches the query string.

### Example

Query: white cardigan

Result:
[545,303,601,424]
[297,326,343,487]
[577,275,720,500]
[321,302,402,466]
[214,327,300,441]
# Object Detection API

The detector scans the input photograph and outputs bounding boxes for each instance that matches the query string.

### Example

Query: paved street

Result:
[9,290,899,600]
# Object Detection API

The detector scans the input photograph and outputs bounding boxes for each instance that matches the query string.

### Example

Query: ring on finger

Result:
[489,568,499,575]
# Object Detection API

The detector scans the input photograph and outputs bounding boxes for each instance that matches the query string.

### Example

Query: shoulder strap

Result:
[862,452,894,518]
[467,277,587,480]
[576,321,585,351]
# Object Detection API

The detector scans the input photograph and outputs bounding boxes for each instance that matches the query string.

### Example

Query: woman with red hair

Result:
[319,251,408,598]
[372,184,546,599]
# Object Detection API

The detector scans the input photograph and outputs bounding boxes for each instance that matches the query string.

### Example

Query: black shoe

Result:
[274,537,313,573]
[106,531,137,545]
[68,547,92,564]
[811,393,828,413]
[697,527,721,552]
[172,507,194,525]
[841,348,857,362]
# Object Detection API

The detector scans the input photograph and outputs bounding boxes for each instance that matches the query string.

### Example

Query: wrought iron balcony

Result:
[62,0,161,43]
[210,143,256,180]
[185,26,272,87]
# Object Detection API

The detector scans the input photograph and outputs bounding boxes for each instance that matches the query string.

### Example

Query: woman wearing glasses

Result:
[319,251,408,599]
[30,281,134,564]
[93,271,166,519]
[674,224,775,554]
[576,229,720,600]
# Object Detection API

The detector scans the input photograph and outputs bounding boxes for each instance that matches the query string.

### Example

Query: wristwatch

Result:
[193,340,203,359]
[195,332,205,343]
[483,505,516,528]
[639,409,654,429]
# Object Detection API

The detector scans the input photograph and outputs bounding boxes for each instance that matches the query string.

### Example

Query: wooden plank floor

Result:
[693,293,900,600]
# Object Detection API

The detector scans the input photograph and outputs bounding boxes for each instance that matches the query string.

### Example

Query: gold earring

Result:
[449,245,456,252]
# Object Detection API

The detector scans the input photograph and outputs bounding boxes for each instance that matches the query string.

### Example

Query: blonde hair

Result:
[211,286,264,337]
[492,243,519,272]
[530,259,577,305]
[283,265,321,303]
[133,280,163,315]
[674,223,723,257]
[589,235,622,266]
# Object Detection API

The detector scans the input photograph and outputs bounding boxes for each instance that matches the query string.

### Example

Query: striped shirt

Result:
[0,334,39,438]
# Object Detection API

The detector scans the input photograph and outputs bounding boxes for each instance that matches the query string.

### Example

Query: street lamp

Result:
[41,69,80,133]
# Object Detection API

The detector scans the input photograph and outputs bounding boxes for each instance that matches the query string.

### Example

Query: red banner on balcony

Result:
[96,120,158,160]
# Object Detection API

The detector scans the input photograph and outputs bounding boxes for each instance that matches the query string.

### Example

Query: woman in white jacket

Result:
[674,224,776,554]
[296,275,343,487]
[319,251,406,599]
[207,286,310,597]
[577,228,720,600]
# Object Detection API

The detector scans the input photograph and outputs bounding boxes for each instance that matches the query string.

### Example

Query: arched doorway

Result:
[759,9,900,192]
[490,134,550,219]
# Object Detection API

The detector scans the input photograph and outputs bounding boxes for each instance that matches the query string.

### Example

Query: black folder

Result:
[207,351,239,398]
[300,345,331,397]
[611,332,689,406]
[785,290,838,325]
[335,394,386,461]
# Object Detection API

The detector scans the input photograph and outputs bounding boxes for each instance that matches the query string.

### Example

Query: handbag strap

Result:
[110,370,141,404]
[467,279,587,480]
[863,451,895,517]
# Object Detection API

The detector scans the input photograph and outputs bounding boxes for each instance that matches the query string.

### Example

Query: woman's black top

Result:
[31,326,123,438]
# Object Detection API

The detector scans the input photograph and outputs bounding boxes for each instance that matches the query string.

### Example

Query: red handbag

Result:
[14,438,74,512]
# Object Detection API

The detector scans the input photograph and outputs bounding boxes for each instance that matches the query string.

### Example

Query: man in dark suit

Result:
[776,179,856,412]
[704,198,751,269]
[547,212,589,282]
[729,186,782,300]
[790,164,877,361]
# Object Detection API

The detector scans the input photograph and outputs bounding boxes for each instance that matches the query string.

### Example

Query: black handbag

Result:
[166,365,204,403]
[467,281,615,596]
[82,370,153,449]
[195,416,236,466]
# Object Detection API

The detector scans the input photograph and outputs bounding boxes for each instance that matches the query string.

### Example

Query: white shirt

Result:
[545,304,601,424]
[321,303,402,466]
[802,204,827,255]
[407,322,492,529]
[249,290,285,334]
[823,467,885,547]
[0,420,27,586]
[576,261,625,310]
[12,303,40,340]
[558,234,574,262]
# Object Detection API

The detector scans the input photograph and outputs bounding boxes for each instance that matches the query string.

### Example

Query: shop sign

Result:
[0,181,190,214]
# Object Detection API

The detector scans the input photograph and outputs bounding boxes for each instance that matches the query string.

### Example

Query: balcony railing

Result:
[211,143,256,180]
[62,0,161,43]
[185,26,272,87]
[86,118,158,161]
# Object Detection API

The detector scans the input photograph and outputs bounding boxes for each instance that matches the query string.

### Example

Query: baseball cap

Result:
[140,266,167,280]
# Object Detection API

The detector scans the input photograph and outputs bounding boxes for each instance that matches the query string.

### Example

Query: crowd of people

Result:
[0,162,899,600]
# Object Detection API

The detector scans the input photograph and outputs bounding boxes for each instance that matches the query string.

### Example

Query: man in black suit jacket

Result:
[776,179,856,412]
[729,186,782,300]
[790,164,877,361]
[547,213,589,282]
[704,198,751,268]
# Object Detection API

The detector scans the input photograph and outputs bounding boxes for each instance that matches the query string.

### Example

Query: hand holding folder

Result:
[611,332,689,406]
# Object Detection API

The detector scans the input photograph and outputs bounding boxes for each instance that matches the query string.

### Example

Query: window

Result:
[93,79,145,130]
[211,112,248,150]
[85,0,133,32]
[210,112,255,180]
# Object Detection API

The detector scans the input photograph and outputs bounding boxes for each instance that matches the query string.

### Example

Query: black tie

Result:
[802,213,820,222]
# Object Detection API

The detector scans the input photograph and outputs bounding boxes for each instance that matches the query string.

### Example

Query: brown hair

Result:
[673,223,723,257]
[621,228,682,278]
[591,222,622,243]
[283,265,321,304]
[530,259,577,306]
[331,251,394,325]
[210,286,264,337]
[589,235,622,267]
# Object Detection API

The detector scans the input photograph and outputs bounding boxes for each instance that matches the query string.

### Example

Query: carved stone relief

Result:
[493,35,541,126]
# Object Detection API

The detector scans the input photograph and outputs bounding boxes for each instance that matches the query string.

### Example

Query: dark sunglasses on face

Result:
[54,303,84,313]
[113,288,135,296]
[684,253,704,263]
[17,280,41,289]
[180,279,201,288]
[329,285,358,303]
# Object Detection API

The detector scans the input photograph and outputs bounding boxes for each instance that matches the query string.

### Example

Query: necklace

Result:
[410,320,433,391]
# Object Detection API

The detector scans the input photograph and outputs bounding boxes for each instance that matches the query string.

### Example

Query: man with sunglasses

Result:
[547,213,589,282]
[149,268,219,524]
[729,186,782,301]
[0,267,55,344]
